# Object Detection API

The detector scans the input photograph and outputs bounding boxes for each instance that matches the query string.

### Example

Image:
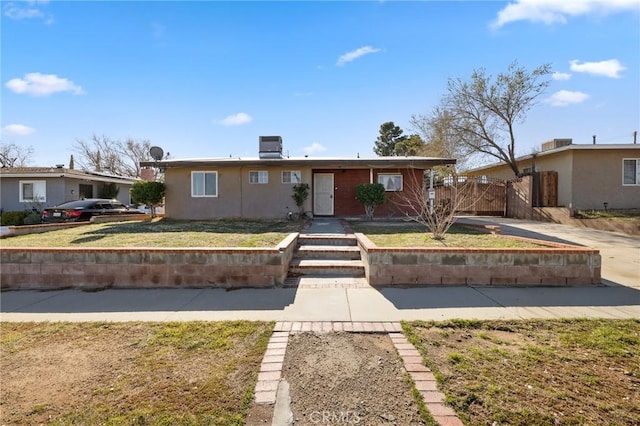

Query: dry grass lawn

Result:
[1,321,272,425]
[350,222,547,248]
[0,218,303,248]
[404,319,640,425]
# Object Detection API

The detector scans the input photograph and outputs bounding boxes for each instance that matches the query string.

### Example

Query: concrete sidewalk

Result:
[2,281,638,322]
[1,217,638,322]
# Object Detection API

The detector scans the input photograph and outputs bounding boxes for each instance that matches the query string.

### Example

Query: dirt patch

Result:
[281,332,426,425]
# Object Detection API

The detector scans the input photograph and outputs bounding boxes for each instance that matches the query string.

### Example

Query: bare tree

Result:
[0,142,34,167]
[410,107,474,172]
[393,169,498,240]
[73,134,152,178]
[443,61,551,177]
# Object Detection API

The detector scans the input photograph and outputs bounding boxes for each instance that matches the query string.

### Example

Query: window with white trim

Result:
[249,170,268,184]
[623,159,640,185]
[282,170,301,184]
[191,171,218,197]
[377,174,403,191]
[19,180,46,202]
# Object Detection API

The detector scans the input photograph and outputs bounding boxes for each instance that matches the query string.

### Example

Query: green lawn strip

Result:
[350,222,545,248]
[1,321,274,426]
[0,218,303,248]
[402,319,640,426]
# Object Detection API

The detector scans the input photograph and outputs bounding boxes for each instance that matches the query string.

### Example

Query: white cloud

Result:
[552,71,572,81]
[337,46,381,66]
[302,142,327,154]
[569,59,626,78]
[2,124,35,136]
[5,73,84,96]
[220,112,253,126]
[491,0,640,28]
[3,1,53,23]
[546,90,590,107]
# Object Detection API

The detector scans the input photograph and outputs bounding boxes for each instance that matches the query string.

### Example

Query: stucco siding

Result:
[164,165,433,219]
[572,150,639,210]
[165,166,313,219]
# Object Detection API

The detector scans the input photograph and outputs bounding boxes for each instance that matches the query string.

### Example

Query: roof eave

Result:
[140,157,457,169]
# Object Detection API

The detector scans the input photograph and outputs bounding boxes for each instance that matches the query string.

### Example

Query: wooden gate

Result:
[506,171,559,219]
[433,176,506,216]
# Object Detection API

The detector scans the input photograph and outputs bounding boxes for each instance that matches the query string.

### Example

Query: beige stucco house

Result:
[141,137,456,220]
[465,140,640,211]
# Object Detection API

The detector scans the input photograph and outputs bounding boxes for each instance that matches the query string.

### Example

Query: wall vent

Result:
[259,136,283,159]
[541,138,572,152]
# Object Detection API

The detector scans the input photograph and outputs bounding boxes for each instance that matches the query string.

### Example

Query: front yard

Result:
[403,319,640,425]
[1,321,272,425]
[2,320,638,425]
[2,218,552,249]
[349,222,547,248]
[0,218,303,248]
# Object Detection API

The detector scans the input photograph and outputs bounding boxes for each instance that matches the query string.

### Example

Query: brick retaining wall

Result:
[356,233,601,286]
[0,233,298,290]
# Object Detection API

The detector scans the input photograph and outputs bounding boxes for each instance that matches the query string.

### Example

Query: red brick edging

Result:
[254,322,464,426]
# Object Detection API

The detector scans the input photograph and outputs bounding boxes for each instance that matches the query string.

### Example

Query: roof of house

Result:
[0,167,140,184]
[140,156,457,169]
[464,143,640,174]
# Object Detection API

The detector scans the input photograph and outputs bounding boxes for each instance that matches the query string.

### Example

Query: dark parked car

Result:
[41,199,144,223]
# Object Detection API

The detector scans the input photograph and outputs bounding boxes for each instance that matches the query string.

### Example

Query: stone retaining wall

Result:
[1,233,298,290]
[356,233,601,286]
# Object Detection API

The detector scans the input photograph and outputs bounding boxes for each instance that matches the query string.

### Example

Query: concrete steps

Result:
[288,234,365,279]
[297,235,357,246]
[296,245,361,260]
[289,259,365,277]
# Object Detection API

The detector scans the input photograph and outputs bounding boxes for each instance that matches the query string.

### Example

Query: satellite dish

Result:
[149,146,164,161]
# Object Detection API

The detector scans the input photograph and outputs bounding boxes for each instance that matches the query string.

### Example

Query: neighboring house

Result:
[464,139,640,211]
[0,166,139,212]
[140,136,456,220]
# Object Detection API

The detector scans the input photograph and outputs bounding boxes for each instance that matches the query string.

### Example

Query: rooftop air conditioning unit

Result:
[541,138,572,152]
[259,136,283,159]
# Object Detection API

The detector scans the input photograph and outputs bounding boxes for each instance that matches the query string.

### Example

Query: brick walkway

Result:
[254,321,464,426]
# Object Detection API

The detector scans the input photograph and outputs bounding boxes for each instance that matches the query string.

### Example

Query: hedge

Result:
[1,211,41,226]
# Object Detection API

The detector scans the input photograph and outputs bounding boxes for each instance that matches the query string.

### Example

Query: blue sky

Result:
[2,0,639,168]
